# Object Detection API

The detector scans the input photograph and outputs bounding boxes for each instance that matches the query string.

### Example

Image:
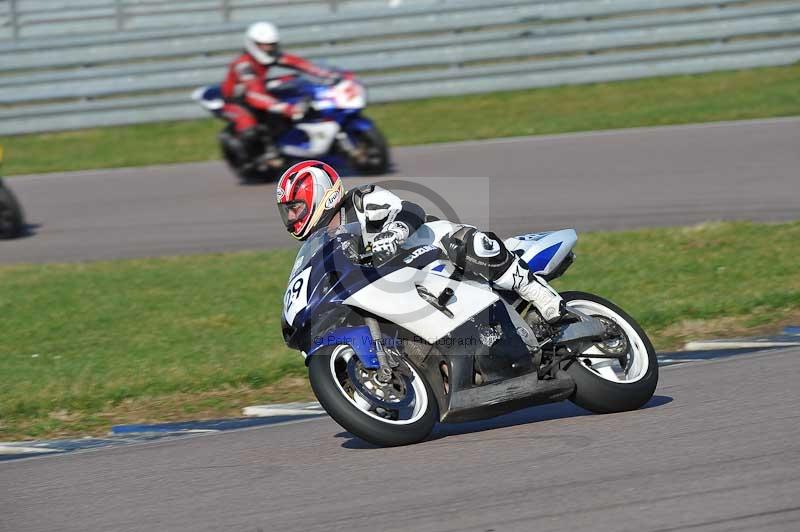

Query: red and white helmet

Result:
[276,160,345,241]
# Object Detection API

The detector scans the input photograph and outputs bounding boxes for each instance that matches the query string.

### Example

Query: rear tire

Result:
[349,128,390,175]
[0,181,24,239]
[308,345,438,446]
[560,291,658,414]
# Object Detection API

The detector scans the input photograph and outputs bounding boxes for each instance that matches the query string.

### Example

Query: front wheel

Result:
[308,345,438,446]
[560,291,658,414]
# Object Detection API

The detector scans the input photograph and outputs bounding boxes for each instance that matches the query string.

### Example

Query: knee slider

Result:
[444,228,515,281]
[466,231,515,281]
[468,231,504,261]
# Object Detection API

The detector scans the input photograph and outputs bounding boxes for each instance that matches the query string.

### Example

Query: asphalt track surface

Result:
[3,117,799,264]
[2,347,799,532]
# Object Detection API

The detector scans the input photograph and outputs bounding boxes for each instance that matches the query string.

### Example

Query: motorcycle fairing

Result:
[312,79,366,111]
[305,325,381,369]
[343,267,500,344]
[281,223,580,422]
[453,302,535,382]
[344,116,377,133]
[279,121,341,157]
[191,85,224,111]
[282,233,448,355]
[402,300,574,423]
[504,229,577,277]
[284,266,312,326]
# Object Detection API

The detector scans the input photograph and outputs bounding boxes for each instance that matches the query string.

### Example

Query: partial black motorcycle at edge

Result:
[0,147,25,240]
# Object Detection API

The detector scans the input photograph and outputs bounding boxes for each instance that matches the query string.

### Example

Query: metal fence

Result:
[1,0,443,39]
[1,0,799,135]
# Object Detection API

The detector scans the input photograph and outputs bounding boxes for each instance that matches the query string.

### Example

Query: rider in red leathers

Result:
[221,21,336,166]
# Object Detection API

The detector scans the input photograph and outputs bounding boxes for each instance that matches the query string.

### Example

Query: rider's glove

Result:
[371,221,410,262]
[326,70,353,86]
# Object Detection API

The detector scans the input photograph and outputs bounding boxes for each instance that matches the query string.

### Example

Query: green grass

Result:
[1,221,798,440]
[2,64,800,175]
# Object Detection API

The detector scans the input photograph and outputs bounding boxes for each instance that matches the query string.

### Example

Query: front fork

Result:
[335,131,357,155]
[336,131,374,169]
[364,316,401,383]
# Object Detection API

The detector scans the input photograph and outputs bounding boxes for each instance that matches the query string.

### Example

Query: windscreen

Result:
[289,222,364,278]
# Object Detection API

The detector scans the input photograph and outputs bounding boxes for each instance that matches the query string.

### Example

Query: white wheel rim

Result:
[567,299,650,384]
[329,345,429,425]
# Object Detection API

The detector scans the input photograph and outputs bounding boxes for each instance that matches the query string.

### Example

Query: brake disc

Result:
[346,357,414,412]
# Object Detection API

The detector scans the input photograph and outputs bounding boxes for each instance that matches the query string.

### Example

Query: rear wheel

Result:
[308,344,438,446]
[560,291,658,414]
[349,128,390,175]
[0,182,24,239]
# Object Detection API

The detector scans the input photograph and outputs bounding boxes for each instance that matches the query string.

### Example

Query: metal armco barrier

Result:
[1,0,799,135]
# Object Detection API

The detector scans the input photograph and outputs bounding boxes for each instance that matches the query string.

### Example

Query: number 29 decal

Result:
[283,267,312,325]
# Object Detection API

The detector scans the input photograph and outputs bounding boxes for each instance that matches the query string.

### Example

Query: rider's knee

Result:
[234,115,259,134]
[443,227,515,281]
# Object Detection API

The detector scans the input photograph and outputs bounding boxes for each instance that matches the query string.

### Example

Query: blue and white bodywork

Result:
[504,229,578,276]
[193,73,389,177]
[281,223,579,370]
[281,221,657,446]
[265,75,373,161]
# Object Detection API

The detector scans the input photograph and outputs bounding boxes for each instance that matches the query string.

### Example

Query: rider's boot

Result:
[494,259,566,323]
[240,128,266,164]
[236,129,281,170]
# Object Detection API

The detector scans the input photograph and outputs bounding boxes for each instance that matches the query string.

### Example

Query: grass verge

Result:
[2,64,800,175]
[1,220,798,440]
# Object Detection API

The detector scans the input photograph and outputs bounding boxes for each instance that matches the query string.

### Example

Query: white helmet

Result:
[245,22,281,65]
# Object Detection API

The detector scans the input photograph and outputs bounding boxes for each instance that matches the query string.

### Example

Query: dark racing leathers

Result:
[338,186,565,323]
[220,51,334,159]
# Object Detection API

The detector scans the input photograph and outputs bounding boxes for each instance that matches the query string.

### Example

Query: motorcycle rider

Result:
[276,160,566,323]
[221,21,337,167]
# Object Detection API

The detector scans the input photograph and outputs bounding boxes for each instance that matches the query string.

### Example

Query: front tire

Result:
[560,291,658,414]
[308,345,438,446]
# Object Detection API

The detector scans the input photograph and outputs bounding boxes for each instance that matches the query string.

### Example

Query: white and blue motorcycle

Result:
[282,221,659,446]
[193,73,389,182]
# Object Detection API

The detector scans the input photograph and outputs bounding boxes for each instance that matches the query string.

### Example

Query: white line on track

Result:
[0,445,62,455]
[685,340,800,350]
